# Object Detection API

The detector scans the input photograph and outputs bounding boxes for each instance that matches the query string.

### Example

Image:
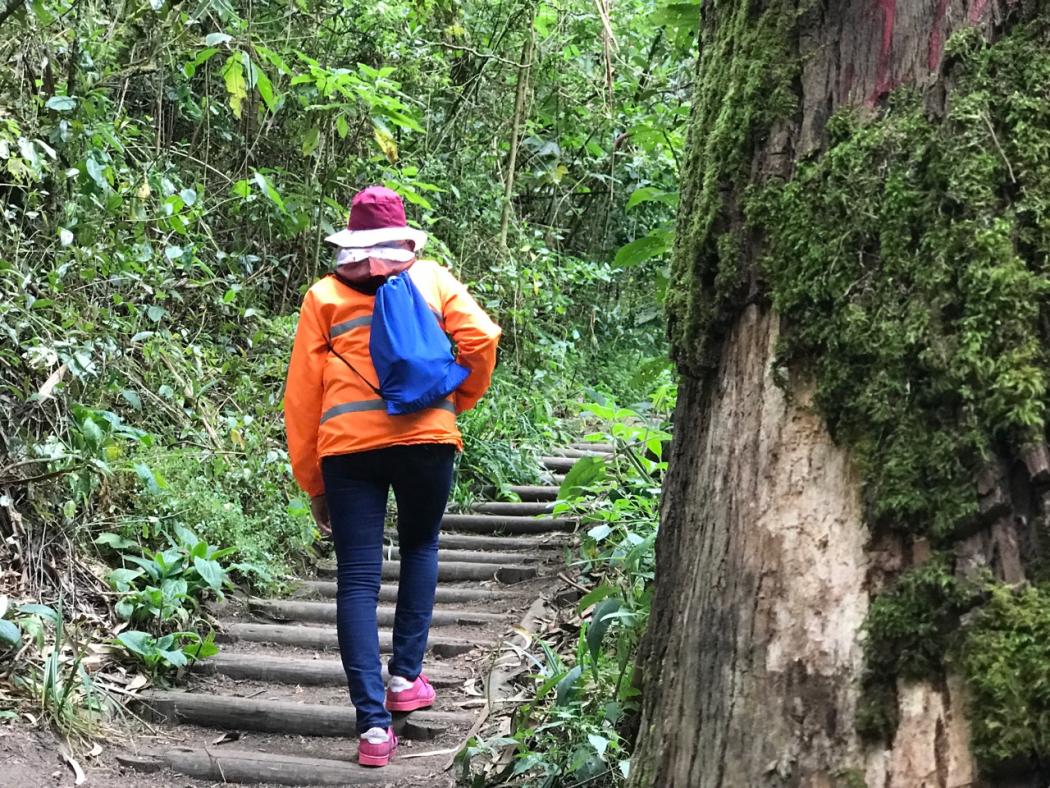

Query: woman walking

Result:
[284,186,501,767]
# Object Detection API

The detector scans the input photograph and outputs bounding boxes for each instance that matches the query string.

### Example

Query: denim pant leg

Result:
[321,456,391,734]
[388,445,456,680]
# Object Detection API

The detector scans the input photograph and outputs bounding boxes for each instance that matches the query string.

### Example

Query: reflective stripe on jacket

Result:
[284,259,501,497]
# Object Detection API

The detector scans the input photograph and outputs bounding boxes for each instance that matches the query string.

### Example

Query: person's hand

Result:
[310,494,331,536]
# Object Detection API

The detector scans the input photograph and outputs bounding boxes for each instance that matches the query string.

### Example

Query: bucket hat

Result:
[324,186,428,251]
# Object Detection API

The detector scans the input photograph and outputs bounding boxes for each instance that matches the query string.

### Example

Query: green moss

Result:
[750,23,1050,538]
[666,0,798,370]
[958,584,1050,773]
[857,557,981,739]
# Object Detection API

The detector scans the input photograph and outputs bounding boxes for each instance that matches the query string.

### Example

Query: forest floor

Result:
[1,447,602,787]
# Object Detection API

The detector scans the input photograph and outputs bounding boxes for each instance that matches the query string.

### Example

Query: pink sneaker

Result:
[385,674,436,712]
[358,727,397,767]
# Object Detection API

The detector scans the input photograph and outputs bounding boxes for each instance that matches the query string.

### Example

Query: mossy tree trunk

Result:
[631,0,1050,786]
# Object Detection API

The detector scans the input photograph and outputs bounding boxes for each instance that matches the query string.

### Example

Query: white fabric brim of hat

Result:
[324,225,428,250]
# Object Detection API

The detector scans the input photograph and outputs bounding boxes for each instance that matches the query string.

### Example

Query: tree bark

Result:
[631,0,1025,785]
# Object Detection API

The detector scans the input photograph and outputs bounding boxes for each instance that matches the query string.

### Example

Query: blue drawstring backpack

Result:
[369,271,470,415]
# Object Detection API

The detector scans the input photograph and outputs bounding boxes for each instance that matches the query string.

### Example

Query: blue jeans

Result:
[320,443,455,733]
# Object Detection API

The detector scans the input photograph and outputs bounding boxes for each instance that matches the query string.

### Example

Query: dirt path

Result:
[99,445,606,787]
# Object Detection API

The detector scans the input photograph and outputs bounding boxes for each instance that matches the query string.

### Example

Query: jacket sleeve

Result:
[437,267,502,413]
[284,289,328,497]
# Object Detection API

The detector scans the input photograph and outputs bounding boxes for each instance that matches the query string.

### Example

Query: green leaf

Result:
[231,179,251,198]
[614,228,672,268]
[587,733,609,758]
[555,665,583,706]
[85,156,109,190]
[587,523,613,542]
[302,127,320,156]
[254,65,278,113]
[45,96,76,112]
[193,558,225,592]
[586,597,622,665]
[183,47,219,79]
[205,32,232,47]
[120,388,142,410]
[625,186,677,211]
[558,456,606,499]
[17,604,58,623]
[577,583,619,613]
[222,54,248,118]
[184,631,219,661]
[96,532,139,551]
[253,172,286,212]
[133,462,161,494]
[0,619,21,648]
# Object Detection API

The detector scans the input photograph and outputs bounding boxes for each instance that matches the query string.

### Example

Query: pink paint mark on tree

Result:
[968,0,991,23]
[928,0,950,71]
[866,0,897,106]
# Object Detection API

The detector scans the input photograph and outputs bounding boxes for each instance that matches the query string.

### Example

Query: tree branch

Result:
[0,0,25,31]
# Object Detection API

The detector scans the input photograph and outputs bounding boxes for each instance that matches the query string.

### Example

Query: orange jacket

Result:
[284,260,501,497]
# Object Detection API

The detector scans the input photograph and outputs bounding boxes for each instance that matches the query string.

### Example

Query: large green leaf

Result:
[614,227,673,269]
[116,630,153,657]
[555,665,583,706]
[586,597,623,665]
[193,557,225,592]
[0,619,21,648]
[558,455,606,500]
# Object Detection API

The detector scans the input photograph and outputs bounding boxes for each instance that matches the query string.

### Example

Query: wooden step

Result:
[316,559,538,583]
[220,623,483,657]
[570,442,615,452]
[119,747,422,786]
[470,501,555,516]
[508,485,559,501]
[439,513,574,535]
[248,598,507,627]
[382,547,545,566]
[550,448,612,458]
[432,532,566,551]
[294,580,521,604]
[540,456,578,472]
[137,691,471,739]
[194,652,464,688]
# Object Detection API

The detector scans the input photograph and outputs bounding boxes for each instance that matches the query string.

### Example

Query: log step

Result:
[316,560,538,583]
[470,501,555,516]
[570,442,615,452]
[137,691,471,739]
[294,580,519,605]
[220,623,484,657]
[508,485,559,501]
[550,448,612,458]
[540,456,579,472]
[193,652,464,688]
[439,514,574,535]
[382,547,545,566]
[249,598,507,627]
[118,747,422,786]
[430,531,567,551]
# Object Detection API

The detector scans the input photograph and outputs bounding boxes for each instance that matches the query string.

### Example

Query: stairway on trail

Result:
[116,442,613,787]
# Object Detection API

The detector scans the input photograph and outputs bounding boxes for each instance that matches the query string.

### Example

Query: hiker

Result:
[284,186,501,767]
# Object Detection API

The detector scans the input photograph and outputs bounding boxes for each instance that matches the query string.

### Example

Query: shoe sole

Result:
[386,695,436,712]
[359,743,397,767]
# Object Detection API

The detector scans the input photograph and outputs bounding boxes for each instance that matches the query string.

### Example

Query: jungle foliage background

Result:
[0,0,690,778]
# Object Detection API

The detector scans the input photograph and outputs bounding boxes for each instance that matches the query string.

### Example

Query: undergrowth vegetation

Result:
[461,381,673,785]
